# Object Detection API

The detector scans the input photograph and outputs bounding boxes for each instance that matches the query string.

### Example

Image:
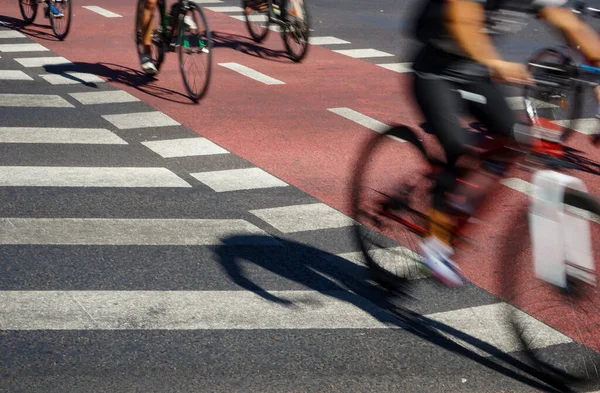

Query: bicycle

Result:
[351,68,600,389]
[135,0,213,103]
[241,0,310,62]
[18,0,72,41]
[523,0,600,143]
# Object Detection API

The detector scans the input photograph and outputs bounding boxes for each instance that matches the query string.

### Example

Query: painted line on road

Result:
[0,167,190,188]
[333,49,394,59]
[0,290,395,330]
[328,107,389,134]
[506,96,557,110]
[194,0,224,3]
[229,15,281,31]
[309,36,350,45]
[0,94,74,108]
[142,137,229,158]
[81,6,122,18]
[337,249,428,280]
[0,43,48,53]
[0,70,33,80]
[0,218,277,246]
[218,62,285,85]
[40,72,105,85]
[69,90,139,105]
[192,167,289,192]
[377,62,413,73]
[102,111,181,130]
[14,56,72,68]
[250,203,354,233]
[0,127,127,145]
[0,31,25,39]
[204,6,244,12]
[552,118,598,135]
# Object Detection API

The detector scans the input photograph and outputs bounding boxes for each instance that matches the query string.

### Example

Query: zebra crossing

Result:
[0,24,596,392]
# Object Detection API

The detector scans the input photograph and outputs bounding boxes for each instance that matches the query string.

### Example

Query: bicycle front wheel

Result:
[177,2,212,102]
[242,0,270,42]
[49,0,72,41]
[502,189,600,390]
[351,125,435,290]
[18,0,38,24]
[281,0,309,62]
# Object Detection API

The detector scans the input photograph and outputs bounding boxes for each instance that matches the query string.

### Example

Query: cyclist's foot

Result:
[140,53,158,76]
[419,236,464,286]
[184,15,198,31]
[46,3,64,18]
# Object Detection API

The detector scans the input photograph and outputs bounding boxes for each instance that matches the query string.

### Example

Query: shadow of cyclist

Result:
[0,14,60,42]
[41,61,195,105]
[211,31,291,63]
[213,233,573,392]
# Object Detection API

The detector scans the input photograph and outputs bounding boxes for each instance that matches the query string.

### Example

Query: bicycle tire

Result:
[177,2,212,102]
[241,0,270,42]
[135,0,166,73]
[522,47,582,143]
[351,125,435,290]
[19,0,38,24]
[502,188,600,391]
[49,0,72,41]
[281,0,309,62]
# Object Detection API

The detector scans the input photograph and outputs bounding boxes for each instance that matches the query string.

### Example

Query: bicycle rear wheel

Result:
[242,0,270,42]
[502,189,600,390]
[281,0,309,62]
[19,0,38,24]
[49,0,72,41]
[351,125,435,290]
[177,2,212,102]
[523,47,582,142]
[135,0,166,73]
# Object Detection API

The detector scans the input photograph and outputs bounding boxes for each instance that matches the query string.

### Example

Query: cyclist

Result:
[411,0,600,286]
[46,1,64,18]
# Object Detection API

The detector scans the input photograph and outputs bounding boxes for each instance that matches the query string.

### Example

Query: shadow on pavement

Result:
[212,31,291,63]
[213,233,574,393]
[0,15,59,42]
[41,62,195,105]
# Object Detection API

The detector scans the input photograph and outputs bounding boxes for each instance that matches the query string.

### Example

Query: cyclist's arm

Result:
[538,6,600,67]
[444,0,503,68]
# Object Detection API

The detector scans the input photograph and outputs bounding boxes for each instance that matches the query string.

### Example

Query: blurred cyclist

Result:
[139,0,159,75]
[411,0,600,286]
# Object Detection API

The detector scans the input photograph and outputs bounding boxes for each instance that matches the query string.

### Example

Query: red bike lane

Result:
[2,0,600,342]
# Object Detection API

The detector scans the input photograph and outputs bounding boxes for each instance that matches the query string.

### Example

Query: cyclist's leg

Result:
[413,73,467,244]
[140,0,158,75]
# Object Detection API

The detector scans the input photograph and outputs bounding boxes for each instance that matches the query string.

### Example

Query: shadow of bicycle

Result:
[41,61,196,105]
[212,233,574,392]
[211,31,291,63]
[0,15,60,42]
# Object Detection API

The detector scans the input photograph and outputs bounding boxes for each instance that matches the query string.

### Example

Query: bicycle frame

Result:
[156,0,194,46]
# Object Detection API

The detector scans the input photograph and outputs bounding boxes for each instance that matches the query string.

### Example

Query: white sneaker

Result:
[419,236,464,286]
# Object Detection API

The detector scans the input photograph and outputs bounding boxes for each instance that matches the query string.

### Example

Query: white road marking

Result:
[0,218,276,246]
[552,118,599,135]
[0,70,33,80]
[102,111,180,130]
[142,137,229,158]
[328,107,391,135]
[377,62,413,73]
[218,62,285,85]
[14,56,72,68]
[0,43,48,52]
[81,6,122,18]
[0,31,25,39]
[333,49,394,59]
[69,90,139,105]
[0,167,191,188]
[192,167,288,192]
[40,72,105,85]
[0,127,126,144]
[250,203,355,233]
[0,94,73,108]
[204,6,244,12]
[309,36,350,45]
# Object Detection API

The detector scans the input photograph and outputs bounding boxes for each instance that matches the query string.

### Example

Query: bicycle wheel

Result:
[177,2,212,102]
[19,0,38,24]
[523,47,582,142]
[351,125,436,290]
[135,0,166,73]
[49,0,72,41]
[502,189,600,390]
[242,0,270,42]
[281,0,309,62]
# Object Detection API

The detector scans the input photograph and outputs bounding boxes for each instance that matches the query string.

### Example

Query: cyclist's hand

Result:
[487,60,533,86]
